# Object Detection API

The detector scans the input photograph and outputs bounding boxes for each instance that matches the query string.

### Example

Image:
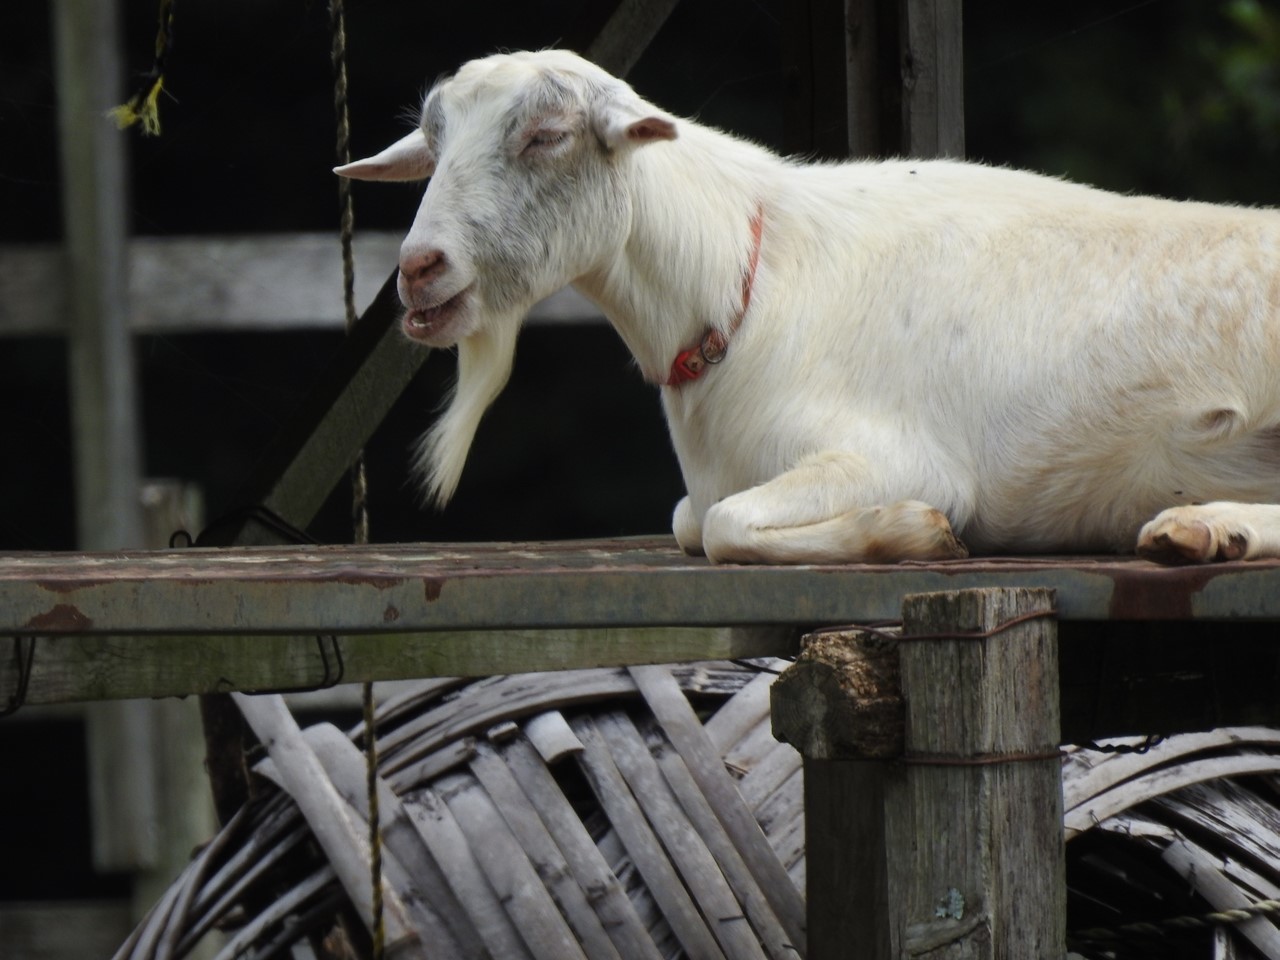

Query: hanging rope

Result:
[329,1,384,956]
[110,0,175,136]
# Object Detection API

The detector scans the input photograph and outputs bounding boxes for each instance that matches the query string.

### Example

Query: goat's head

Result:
[335,50,677,505]
[336,49,676,349]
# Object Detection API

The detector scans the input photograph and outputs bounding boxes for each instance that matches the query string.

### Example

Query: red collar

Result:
[665,205,764,387]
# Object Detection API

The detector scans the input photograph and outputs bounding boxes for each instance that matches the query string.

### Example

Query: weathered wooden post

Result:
[772,587,1064,959]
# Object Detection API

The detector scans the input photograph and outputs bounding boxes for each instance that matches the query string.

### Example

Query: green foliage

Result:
[967,0,1280,205]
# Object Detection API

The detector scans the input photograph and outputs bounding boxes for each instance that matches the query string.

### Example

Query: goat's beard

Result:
[413,311,521,508]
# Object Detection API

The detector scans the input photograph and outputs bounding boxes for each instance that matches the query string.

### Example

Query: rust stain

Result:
[26,603,93,632]
[1106,563,1227,620]
[423,578,444,602]
[38,578,114,594]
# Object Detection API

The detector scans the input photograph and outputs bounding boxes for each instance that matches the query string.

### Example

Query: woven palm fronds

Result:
[115,661,804,959]
[115,658,1280,960]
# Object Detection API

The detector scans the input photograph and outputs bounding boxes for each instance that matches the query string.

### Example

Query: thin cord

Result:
[329,2,383,955]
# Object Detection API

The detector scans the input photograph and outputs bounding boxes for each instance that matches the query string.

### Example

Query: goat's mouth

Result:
[402,287,471,344]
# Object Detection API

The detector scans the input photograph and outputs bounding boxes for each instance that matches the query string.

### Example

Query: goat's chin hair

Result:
[412,314,521,508]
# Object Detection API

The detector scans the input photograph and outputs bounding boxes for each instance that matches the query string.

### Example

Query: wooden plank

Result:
[795,588,1064,960]
[275,724,482,958]
[1162,839,1280,958]
[891,588,1062,959]
[52,0,143,553]
[641,721,799,960]
[13,628,758,707]
[1064,755,1280,840]
[402,785,534,958]
[584,0,684,78]
[10,542,1280,637]
[0,235,603,335]
[900,0,965,158]
[1062,727,1280,811]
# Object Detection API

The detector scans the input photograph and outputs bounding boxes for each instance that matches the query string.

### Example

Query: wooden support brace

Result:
[772,587,1065,959]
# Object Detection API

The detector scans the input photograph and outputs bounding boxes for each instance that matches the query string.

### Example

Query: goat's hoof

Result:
[1136,508,1249,564]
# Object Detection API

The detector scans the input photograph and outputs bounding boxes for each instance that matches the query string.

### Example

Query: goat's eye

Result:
[523,128,570,154]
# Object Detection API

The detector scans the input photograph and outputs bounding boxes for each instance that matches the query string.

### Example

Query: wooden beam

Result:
[583,0,684,78]
[6,543,1280,733]
[17,627,782,706]
[52,0,143,552]
[5,542,1280,637]
[833,0,966,159]
[777,588,1064,959]
[899,0,965,158]
[0,234,602,336]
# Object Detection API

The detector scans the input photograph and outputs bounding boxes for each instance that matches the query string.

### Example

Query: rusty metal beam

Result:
[4,540,1280,637]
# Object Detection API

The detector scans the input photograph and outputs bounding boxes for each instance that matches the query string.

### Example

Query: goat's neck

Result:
[576,128,772,384]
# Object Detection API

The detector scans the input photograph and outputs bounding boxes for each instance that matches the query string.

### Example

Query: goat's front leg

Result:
[672,496,705,557]
[1137,502,1280,563]
[693,451,968,565]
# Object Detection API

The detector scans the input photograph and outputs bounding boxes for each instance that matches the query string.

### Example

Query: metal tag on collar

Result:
[701,329,729,365]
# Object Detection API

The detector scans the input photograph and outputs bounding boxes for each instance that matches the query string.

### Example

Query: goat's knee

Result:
[702,496,967,565]
[672,497,704,556]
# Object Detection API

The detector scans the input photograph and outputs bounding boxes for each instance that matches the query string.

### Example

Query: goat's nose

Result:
[400,248,447,286]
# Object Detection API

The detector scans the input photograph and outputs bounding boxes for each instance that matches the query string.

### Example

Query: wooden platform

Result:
[4,537,1280,637]
[5,538,1280,735]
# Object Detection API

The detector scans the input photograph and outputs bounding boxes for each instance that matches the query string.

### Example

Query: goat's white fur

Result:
[337,49,1280,565]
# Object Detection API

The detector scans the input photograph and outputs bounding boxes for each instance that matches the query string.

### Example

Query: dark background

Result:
[2,0,1280,902]
[3,0,1280,553]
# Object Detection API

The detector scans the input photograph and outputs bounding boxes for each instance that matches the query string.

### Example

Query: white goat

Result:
[337,49,1280,565]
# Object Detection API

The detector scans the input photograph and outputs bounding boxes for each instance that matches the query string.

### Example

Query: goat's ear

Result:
[592,99,678,153]
[335,130,435,181]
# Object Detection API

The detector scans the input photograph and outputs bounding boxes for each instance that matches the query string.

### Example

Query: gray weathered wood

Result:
[585,0,683,78]
[572,714,728,960]
[52,0,143,553]
[439,771,588,960]
[403,782,535,957]
[796,587,1064,960]
[274,724,480,957]
[597,711,770,960]
[15,626,765,707]
[643,723,800,960]
[630,664,807,954]
[896,588,1062,958]
[1163,839,1280,958]
[229,692,418,952]
[770,628,903,760]
[900,0,965,158]
[469,741,625,960]
[499,730,667,960]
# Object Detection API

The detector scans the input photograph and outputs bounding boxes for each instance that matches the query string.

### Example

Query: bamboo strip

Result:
[629,665,806,952]
[498,732,665,960]
[597,711,769,960]
[470,740,623,960]
[439,770,589,960]
[572,714,727,960]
